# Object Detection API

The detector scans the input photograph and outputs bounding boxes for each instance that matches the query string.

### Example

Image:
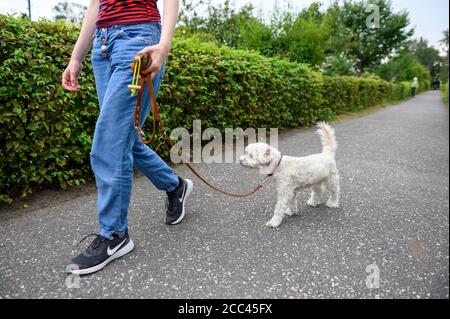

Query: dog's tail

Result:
[316,122,337,154]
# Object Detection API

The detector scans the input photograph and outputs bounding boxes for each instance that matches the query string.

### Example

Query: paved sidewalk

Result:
[0,91,448,298]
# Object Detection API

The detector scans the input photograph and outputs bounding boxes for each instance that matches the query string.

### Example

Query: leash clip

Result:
[128,55,142,96]
[261,175,271,186]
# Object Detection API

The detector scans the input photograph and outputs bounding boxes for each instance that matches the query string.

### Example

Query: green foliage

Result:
[268,3,332,66]
[0,15,98,203]
[276,13,330,66]
[375,52,432,89]
[321,53,357,76]
[159,38,324,131]
[236,17,274,57]
[328,0,414,73]
[180,0,416,75]
[53,0,87,24]
[0,16,422,203]
[321,76,412,116]
[441,64,449,85]
[411,37,444,88]
[412,38,442,74]
[442,83,449,105]
[203,1,255,49]
[174,26,219,44]
[440,29,449,83]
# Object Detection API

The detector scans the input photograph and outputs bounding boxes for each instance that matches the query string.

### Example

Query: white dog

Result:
[239,122,340,228]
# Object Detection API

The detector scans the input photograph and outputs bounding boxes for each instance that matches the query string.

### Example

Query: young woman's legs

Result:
[91,24,179,240]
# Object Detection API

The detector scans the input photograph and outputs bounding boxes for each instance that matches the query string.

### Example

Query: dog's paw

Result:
[325,201,339,208]
[285,209,295,216]
[265,221,280,228]
[265,217,282,228]
[307,198,319,207]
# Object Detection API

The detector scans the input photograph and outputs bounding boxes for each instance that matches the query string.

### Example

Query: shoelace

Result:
[76,233,105,251]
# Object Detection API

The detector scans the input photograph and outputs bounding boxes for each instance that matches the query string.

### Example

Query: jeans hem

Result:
[99,229,114,240]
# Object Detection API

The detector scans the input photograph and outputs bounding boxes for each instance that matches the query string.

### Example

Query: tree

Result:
[328,0,414,74]
[53,1,87,25]
[177,0,420,74]
[204,1,255,49]
[411,38,443,88]
[178,0,207,33]
[440,29,449,83]
[264,2,333,66]
[321,53,357,76]
[180,0,256,49]
[236,17,274,56]
[281,17,330,65]
[441,29,449,56]
[375,52,431,84]
[274,3,332,66]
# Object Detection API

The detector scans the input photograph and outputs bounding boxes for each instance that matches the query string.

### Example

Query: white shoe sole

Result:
[69,239,135,276]
[167,179,193,225]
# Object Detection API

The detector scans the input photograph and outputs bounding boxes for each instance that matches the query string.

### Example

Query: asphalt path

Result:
[0,91,448,298]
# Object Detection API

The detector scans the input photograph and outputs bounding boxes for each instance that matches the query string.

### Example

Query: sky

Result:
[0,0,448,50]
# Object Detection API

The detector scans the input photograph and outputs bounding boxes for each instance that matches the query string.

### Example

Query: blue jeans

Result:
[91,23,179,240]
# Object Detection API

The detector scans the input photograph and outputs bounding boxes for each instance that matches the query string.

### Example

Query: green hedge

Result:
[442,82,449,105]
[322,77,413,115]
[0,16,420,203]
[160,38,323,131]
[0,16,99,203]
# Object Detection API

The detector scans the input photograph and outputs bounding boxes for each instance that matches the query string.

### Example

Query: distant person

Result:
[432,79,441,91]
[411,77,419,98]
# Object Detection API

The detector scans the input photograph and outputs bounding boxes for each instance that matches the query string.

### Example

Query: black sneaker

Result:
[165,177,193,225]
[67,230,134,275]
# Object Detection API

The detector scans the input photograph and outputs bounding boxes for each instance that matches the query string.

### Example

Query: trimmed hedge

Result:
[0,16,98,203]
[0,16,419,203]
[322,76,416,114]
[160,38,323,131]
[442,82,449,105]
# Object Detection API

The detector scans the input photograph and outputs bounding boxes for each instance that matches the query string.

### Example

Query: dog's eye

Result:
[249,153,253,159]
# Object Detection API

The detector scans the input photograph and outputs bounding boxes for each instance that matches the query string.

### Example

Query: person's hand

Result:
[62,59,82,92]
[137,43,169,78]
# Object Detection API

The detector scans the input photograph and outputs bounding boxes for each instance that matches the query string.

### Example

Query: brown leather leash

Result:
[132,73,281,198]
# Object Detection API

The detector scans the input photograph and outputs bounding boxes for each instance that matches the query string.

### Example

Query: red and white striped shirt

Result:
[96,0,161,28]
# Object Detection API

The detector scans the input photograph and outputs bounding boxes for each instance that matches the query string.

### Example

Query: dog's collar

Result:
[260,155,283,186]
[268,155,283,177]
[269,155,283,176]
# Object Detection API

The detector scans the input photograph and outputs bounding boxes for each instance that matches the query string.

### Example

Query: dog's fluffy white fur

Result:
[239,122,340,228]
